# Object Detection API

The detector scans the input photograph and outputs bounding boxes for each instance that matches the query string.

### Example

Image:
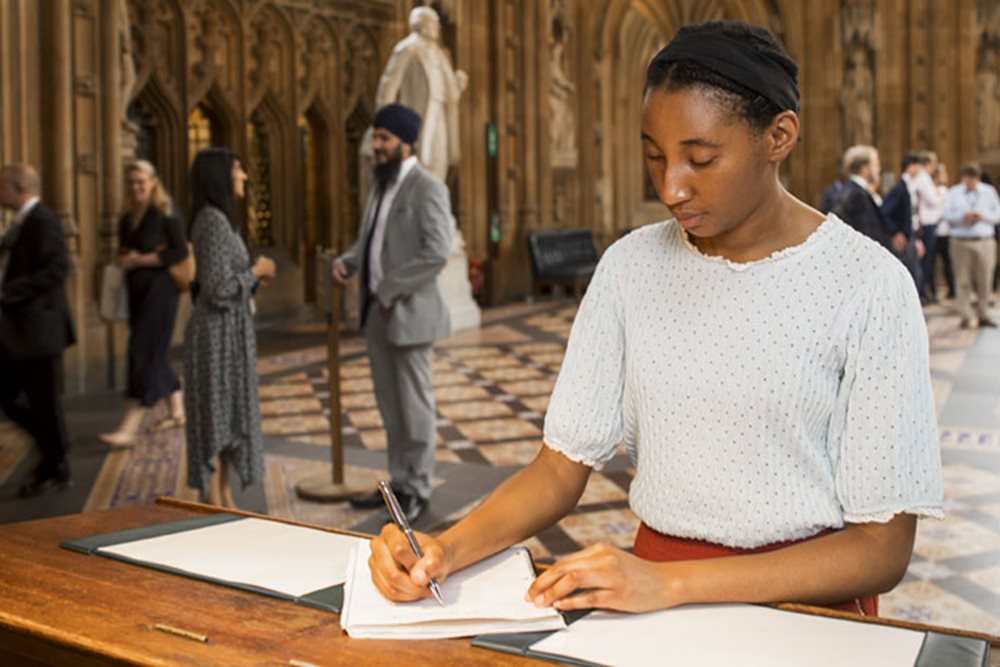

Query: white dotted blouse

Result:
[544,214,944,549]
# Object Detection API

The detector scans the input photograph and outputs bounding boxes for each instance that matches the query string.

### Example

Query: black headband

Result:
[650,31,799,112]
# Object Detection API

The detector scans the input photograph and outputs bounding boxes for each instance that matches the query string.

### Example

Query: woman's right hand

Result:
[252,256,277,281]
[368,523,453,602]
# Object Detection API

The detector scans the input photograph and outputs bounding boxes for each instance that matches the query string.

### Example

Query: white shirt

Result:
[913,171,945,227]
[935,185,951,236]
[368,156,418,294]
[14,196,39,224]
[848,175,870,193]
[848,175,882,205]
[942,182,1000,240]
[902,171,940,231]
[543,215,943,548]
[0,196,39,292]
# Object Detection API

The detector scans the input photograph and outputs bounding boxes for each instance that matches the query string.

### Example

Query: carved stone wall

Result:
[0,0,399,393]
[841,0,875,148]
[1,0,995,391]
[440,0,996,307]
[977,0,1000,159]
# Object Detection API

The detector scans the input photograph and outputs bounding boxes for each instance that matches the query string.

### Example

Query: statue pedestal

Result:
[441,215,481,334]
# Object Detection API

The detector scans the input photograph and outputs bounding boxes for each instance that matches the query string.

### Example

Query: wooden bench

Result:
[527,228,598,300]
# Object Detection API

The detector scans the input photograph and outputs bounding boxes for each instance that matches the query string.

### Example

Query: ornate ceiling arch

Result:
[297,16,340,116]
[127,71,187,197]
[586,0,797,233]
[340,23,380,121]
[590,0,787,63]
[128,0,185,99]
[185,0,243,103]
[246,2,297,112]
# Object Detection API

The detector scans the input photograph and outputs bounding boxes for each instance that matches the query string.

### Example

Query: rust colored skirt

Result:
[633,523,878,616]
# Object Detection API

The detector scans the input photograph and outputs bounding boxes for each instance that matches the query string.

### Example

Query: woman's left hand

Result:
[526,542,679,613]
[118,251,141,270]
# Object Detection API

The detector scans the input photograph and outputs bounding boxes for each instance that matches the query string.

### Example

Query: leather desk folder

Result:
[473,605,991,666]
[61,512,352,613]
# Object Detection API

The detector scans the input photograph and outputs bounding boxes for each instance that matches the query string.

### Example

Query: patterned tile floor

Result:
[0,298,998,638]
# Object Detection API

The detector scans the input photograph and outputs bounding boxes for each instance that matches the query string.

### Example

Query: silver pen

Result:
[378,480,445,605]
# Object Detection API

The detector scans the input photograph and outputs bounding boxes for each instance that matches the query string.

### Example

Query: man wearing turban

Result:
[333,103,452,524]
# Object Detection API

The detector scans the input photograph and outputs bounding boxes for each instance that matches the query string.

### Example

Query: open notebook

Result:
[340,543,566,639]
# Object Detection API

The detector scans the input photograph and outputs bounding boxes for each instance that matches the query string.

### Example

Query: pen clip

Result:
[378,481,406,528]
[377,481,445,606]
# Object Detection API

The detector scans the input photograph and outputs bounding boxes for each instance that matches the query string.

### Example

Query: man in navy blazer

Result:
[882,153,923,289]
[832,145,892,249]
[0,163,75,497]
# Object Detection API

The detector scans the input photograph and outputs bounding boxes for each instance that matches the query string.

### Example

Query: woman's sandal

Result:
[99,431,140,449]
[151,415,186,432]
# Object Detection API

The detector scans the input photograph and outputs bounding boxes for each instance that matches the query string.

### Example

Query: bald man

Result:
[0,163,75,497]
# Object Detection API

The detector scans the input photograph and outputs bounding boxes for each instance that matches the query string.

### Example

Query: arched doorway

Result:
[124,76,186,201]
[245,110,275,248]
[187,104,223,160]
[344,102,371,250]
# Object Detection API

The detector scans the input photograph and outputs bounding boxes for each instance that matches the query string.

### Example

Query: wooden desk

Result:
[0,500,540,666]
[1,499,996,666]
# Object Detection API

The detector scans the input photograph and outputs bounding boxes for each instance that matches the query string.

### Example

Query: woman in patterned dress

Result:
[100,160,188,447]
[184,148,276,508]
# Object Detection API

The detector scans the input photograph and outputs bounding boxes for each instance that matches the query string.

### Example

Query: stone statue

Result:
[119,0,136,108]
[548,6,577,167]
[373,7,467,182]
[355,6,480,333]
[840,46,874,146]
[976,48,999,152]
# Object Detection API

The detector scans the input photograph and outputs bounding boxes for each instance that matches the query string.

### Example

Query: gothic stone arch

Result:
[588,0,794,236]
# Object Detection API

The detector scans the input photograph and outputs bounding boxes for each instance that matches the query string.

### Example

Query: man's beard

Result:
[373,145,404,192]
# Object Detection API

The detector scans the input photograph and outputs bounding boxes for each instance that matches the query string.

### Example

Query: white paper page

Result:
[98,517,367,597]
[343,542,564,632]
[531,604,925,667]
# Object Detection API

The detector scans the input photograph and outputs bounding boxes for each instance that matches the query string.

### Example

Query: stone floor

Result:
[0,297,997,637]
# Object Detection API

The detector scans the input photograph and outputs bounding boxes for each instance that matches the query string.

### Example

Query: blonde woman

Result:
[100,160,188,446]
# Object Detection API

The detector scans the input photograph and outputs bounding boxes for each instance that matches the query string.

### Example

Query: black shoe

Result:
[980,317,998,328]
[349,488,387,509]
[380,491,428,525]
[18,462,72,498]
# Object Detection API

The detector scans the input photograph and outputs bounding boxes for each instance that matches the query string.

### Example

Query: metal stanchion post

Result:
[296,249,379,501]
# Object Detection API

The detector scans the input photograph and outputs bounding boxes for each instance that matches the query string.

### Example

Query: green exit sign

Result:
[486,123,498,158]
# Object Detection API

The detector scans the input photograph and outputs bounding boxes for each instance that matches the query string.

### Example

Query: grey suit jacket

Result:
[339,162,452,346]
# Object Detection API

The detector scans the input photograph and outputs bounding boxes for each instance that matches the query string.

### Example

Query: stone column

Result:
[101,0,124,389]
[49,0,86,391]
[49,0,75,232]
[101,0,122,253]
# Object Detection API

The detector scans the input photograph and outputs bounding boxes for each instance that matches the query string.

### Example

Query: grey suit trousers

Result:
[364,304,436,500]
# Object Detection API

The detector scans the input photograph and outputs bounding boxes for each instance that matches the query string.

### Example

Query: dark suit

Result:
[881,180,921,288]
[0,200,75,477]
[832,180,891,249]
[881,180,913,240]
[819,180,845,214]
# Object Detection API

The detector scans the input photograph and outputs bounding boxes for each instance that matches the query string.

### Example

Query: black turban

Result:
[372,103,422,145]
